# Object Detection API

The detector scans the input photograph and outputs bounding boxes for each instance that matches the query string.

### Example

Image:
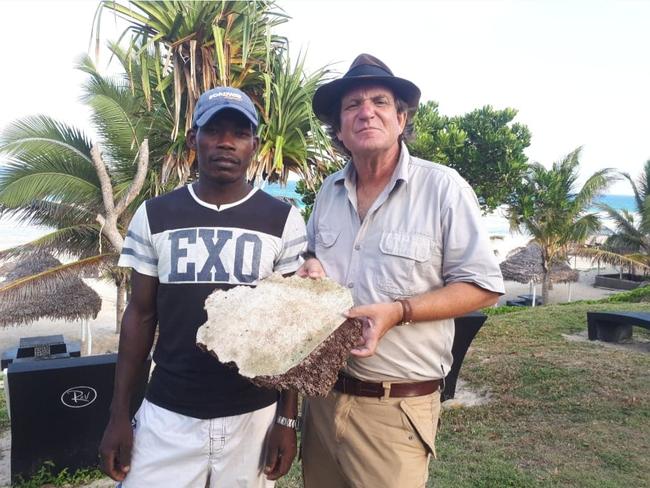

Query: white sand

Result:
[499,268,620,306]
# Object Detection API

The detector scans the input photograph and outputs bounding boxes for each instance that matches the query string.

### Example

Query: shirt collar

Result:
[334,142,412,188]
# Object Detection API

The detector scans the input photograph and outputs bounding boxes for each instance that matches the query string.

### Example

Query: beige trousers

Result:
[302,390,441,488]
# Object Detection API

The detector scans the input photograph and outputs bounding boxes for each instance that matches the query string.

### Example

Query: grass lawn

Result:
[427,300,650,488]
[279,300,650,488]
[2,297,648,487]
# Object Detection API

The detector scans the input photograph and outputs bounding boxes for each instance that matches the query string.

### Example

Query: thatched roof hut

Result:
[500,243,579,284]
[0,253,102,327]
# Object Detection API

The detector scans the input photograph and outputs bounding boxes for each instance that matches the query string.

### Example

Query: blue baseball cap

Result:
[192,86,259,128]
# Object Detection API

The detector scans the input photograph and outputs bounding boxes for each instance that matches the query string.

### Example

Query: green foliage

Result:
[0,53,160,261]
[0,387,9,431]
[13,461,104,488]
[408,102,531,212]
[482,304,529,316]
[255,51,335,184]
[486,285,650,316]
[605,284,650,303]
[0,50,159,317]
[294,160,342,220]
[78,49,180,198]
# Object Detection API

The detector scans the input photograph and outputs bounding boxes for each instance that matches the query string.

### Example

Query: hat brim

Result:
[194,104,258,128]
[312,75,421,124]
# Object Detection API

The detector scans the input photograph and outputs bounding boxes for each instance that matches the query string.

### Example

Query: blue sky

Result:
[1,0,648,194]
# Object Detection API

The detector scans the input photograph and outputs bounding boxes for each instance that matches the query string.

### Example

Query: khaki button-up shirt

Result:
[307,144,505,381]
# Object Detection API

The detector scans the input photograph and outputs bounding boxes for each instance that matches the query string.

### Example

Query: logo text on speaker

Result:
[61,386,97,408]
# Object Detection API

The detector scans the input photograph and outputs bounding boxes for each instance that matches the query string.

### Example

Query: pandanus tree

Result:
[94,0,334,186]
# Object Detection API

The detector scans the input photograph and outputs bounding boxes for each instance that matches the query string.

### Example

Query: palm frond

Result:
[1,199,97,229]
[0,115,93,162]
[0,225,108,260]
[572,245,650,270]
[596,202,643,242]
[572,167,615,212]
[0,151,102,207]
[254,50,333,183]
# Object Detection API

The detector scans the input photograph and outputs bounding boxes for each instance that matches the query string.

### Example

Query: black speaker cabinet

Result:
[7,353,150,483]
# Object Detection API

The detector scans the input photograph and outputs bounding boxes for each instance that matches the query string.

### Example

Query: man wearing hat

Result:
[298,54,505,486]
[99,86,306,487]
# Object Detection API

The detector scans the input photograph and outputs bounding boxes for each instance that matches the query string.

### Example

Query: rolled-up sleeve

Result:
[441,185,505,294]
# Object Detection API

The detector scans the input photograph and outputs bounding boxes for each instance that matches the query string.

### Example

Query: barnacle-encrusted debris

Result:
[197,274,362,395]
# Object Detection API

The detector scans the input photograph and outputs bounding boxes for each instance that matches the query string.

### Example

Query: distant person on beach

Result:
[99,87,306,487]
[297,54,505,487]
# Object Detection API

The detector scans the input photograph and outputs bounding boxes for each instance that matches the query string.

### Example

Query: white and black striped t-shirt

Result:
[119,185,307,419]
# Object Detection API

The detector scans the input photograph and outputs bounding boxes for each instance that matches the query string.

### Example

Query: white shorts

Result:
[119,399,276,488]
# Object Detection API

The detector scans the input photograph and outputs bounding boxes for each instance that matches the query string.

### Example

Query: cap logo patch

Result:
[209,91,243,101]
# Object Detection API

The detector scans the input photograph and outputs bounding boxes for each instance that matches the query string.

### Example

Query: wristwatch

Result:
[275,415,300,430]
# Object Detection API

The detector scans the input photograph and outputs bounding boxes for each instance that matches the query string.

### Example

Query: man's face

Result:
[188,109,259,184]
[336,84,407,157]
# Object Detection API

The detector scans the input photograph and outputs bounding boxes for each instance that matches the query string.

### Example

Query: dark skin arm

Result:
[263,389,298,480]
[99,271,158,482]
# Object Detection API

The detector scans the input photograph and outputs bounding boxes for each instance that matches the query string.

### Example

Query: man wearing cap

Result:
[99,86,306,487]
[297,54,505,486]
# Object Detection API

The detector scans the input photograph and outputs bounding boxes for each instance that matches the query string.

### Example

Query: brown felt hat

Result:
[312,53,421,124]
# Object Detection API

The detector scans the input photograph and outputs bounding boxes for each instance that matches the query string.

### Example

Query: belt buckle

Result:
[381,381,391,401]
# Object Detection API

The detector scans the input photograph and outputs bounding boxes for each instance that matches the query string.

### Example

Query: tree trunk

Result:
[115,278,127,334]
[542,273,551,305]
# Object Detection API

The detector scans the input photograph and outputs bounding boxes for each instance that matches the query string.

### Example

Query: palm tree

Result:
[597,160,650,273]
[505,148,614,303]
[0,53,155,332]
[93,0,333,186]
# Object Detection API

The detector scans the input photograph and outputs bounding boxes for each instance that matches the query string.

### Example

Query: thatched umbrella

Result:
[500,243,579,305]
[0,253,102,354]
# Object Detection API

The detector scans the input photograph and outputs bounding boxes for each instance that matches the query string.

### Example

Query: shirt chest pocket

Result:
[315,229,341,258]
[374,232,439,297]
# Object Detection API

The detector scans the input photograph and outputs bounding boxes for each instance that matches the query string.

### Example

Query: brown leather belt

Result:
[333,373,441,399]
